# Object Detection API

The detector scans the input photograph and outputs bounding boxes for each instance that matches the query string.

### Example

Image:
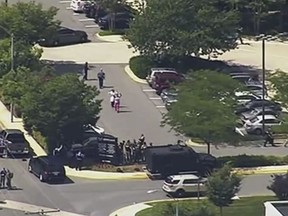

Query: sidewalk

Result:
[109,203,152,216]
[0,101,148,180]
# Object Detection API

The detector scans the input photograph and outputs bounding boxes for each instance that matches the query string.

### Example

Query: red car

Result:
[151,72,184,95]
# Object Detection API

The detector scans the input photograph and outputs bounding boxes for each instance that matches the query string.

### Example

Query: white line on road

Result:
[79,18,95,22]
[149,97,161,100]
[156,105,166,108]
[66,7,72,10]
[59,0,71,3]
[73,13,80,16]
[143,89,155,92]
[85,24,99,28]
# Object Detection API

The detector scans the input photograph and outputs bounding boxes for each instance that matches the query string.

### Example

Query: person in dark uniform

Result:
[264,129,276,147]
[0,168,6,188]
[83,62,89,80]
[75,151,84,171]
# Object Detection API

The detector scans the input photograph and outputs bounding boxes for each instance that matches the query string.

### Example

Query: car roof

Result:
[37,156,63,165]
[3,129,23,134]
[169,174,200,180]
[253,107,275,112]
[235,91,259,97]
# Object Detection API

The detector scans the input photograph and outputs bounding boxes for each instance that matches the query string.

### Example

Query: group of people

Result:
[117,134,153,164]
[83,62,106,89]
[109,89,122,113]
[0,168,14,190]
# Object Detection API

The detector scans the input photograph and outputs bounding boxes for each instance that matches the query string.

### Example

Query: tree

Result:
[268,173,288,200]
[206,164,242,216]
[0,38,42,76]
[126,0,240,59]
[20,74,102,153]
[162,70,244,154]
[161,202,215,216]
[269,70,288,108]
[0,2,59,44]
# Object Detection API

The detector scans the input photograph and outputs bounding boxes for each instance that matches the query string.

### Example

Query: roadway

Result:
[0,155,275,216]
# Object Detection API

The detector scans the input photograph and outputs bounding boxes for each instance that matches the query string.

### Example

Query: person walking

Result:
[6,169,13,190]
[114,92,122,113]
[75,150,84,171]
[83,62,89,80]
[108,89,116,108]
[0,168,6,188]
[97,68,105,89]
[139,134,145,145]
[264,129,275,147]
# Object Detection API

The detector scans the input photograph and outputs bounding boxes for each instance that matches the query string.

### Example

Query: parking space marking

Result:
[79,18,95,22]
[85,25,99,28]
[156,105,166,108]
[143,89,155,92]
[149,97,162,100]
[73,13,80,16]
[66,7,72,10]
[60,0,71,3]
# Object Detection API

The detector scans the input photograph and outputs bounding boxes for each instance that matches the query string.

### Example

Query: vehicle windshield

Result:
[7,134,25,142]
[165,177,180,184]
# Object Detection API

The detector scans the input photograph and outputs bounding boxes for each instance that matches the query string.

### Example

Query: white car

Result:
[70,0,86,12]
[235,91,261,105]
[244,115,281,135]
[87,124,105,134]
[162,174,207,197]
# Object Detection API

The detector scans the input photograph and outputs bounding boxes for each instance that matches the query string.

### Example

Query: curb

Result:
[96,33,125,43]
[124,65,147,84]
[185,139,206,147]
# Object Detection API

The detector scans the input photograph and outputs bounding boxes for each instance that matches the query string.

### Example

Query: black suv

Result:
[98,12,134,30]
[28,156,66,182]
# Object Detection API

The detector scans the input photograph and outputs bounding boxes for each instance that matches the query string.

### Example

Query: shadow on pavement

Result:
[42,60,85,75]
[48,177,74,185]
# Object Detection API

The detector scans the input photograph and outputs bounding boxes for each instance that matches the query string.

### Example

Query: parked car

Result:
[84,2,107,21]
[151,73,184,95]
[246,84,267,97]
[84,124,105,135]
[235,99,282,115]
[146,68,177,86]
[162,174,207,197]
[0,129,29,156]
[98,12,134,30]
[70,0,86,12]
[165,95,178,110]
[160,88,178,102]
[240,107,280,122]
[28,156,66,182]
[38,27,88,47]
[235,92,261,105]
[244,115,281,134]
[231,75,261,86]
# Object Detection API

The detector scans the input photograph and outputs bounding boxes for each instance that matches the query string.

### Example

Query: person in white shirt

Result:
[108,89,116,107]
[114,92,122,113]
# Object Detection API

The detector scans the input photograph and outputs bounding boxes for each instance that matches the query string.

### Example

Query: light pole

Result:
[262,38,266,136]
[0,25,14,123]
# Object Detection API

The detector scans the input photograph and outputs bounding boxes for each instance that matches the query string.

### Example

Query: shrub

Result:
[217,154,287,168]
[32,130,48,152]
[98,29,126,36]
[268,173,288,200]
[129,56,156,79]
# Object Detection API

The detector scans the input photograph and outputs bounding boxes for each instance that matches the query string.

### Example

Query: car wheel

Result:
[255,128,262,135]
[176,189,185,198]
[39,174,45,182]
[28,165,32,173]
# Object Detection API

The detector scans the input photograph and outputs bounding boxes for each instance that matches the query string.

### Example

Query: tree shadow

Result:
[41,60,85,76]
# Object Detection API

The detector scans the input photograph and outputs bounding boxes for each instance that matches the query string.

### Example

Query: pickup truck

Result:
[0,129,29,156]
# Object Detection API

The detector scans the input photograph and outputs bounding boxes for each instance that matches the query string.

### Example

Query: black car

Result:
[98,12,134,30]
[235,99,282,115]
[28,156,66,182]
[38,27,88,47]
[84,2,107,21]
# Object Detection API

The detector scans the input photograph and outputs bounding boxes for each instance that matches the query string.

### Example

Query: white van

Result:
[70,0,86,12]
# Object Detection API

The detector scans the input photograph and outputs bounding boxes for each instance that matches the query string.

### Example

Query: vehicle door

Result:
[264,119,281,127]
[182,179,199,193]
[32,158,41,176]
[57,28,77,44]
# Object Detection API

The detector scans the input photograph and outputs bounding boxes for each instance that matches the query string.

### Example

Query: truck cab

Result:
[0,129,29,156]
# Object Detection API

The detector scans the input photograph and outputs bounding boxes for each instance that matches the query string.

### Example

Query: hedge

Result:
[129,56,156,79]
[217,154,288,168]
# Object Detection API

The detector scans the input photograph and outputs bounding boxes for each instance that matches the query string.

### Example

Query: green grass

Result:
[98,29,126,36]
[136,196,277,216]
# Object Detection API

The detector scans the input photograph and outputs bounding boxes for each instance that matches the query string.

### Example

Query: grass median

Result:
[136,196,276,216]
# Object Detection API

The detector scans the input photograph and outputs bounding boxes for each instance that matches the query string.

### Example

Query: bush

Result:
[98,29,126,36]
[217,154,288,168]
[129,56,156,79]
[32,130,48,152]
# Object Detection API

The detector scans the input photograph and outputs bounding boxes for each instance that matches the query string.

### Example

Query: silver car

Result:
[160,88,178,103]
[240,107,279,122]
[244,115,281,134]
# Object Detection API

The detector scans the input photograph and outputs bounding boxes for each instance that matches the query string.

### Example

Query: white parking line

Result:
[149,97,161,100]
[66,7,72,10]
[79,18,95,22]
[73,13,80,16]
[85,25,99,28]
[60,0,71,3]
[143,89,155,92]
[156,105,166,108]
